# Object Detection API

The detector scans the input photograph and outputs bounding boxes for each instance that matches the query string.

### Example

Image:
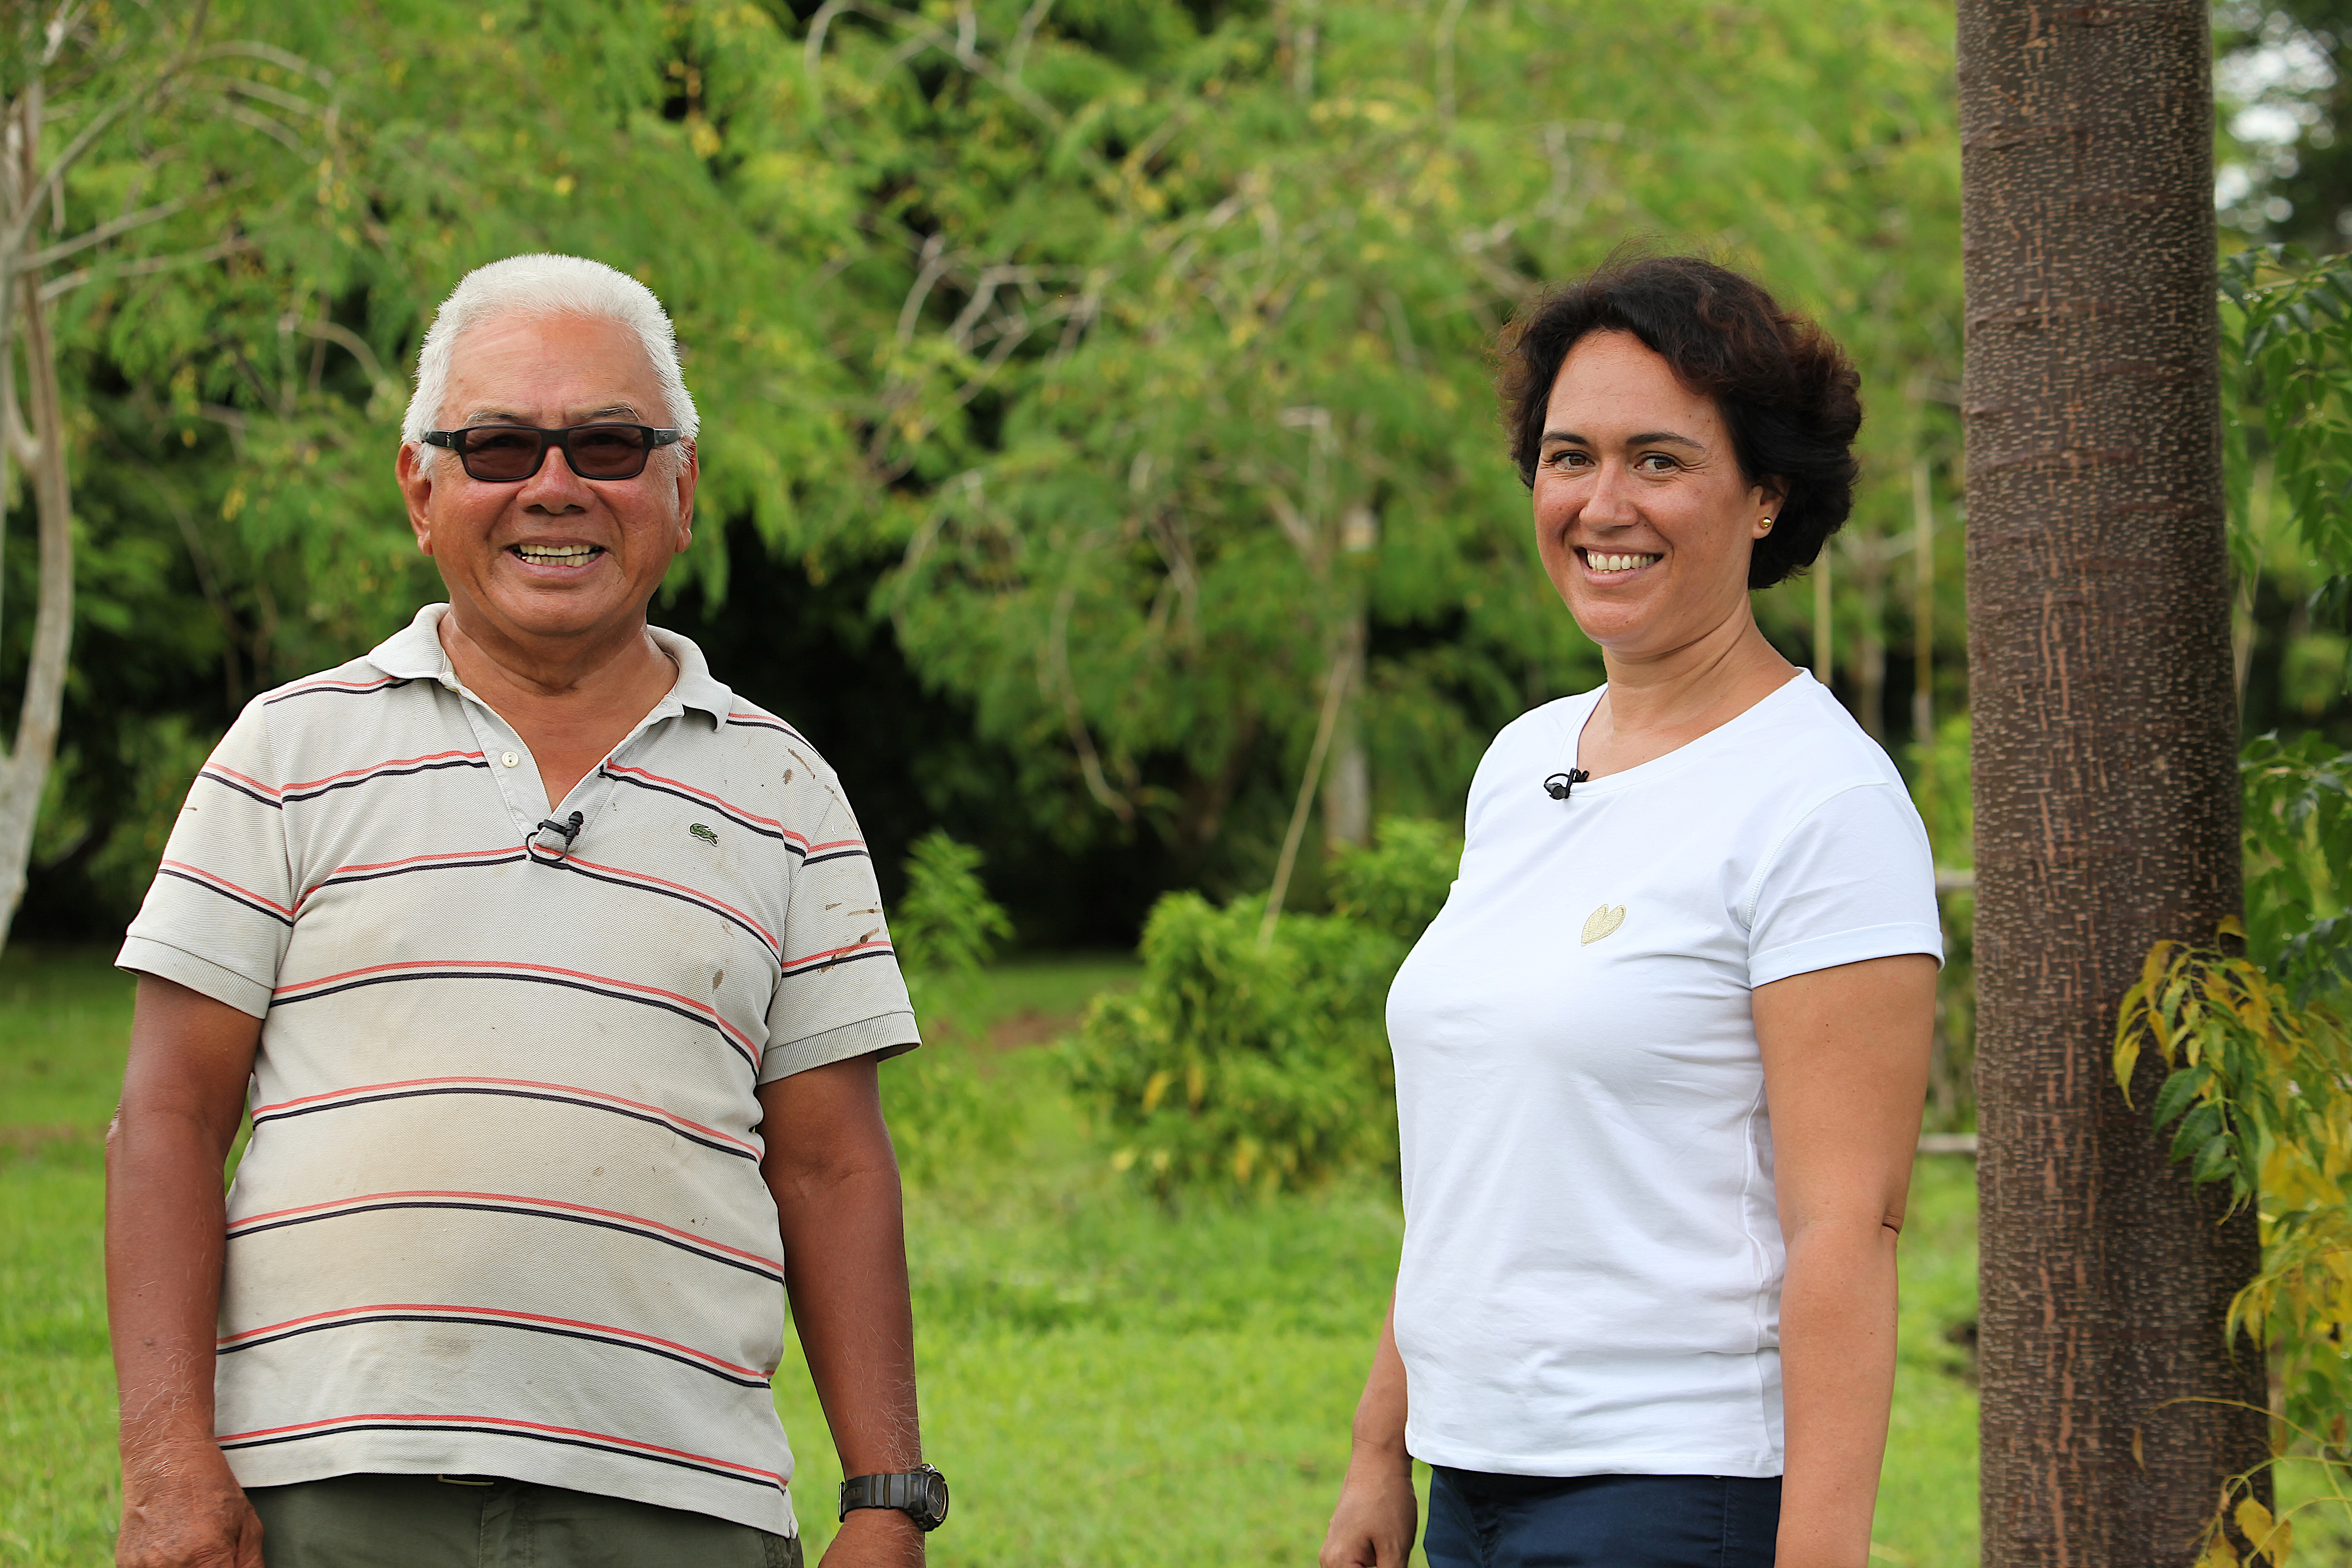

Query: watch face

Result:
[921,1468,951,1529]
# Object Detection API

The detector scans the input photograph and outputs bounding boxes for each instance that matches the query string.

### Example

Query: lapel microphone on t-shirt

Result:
[532,810,585,859]
[1542,769,1591,802]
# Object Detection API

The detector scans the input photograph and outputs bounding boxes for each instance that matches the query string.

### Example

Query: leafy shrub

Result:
[2115,925,2352,1558]
[882,830,1016,1185]
[1065,818,1460,1197]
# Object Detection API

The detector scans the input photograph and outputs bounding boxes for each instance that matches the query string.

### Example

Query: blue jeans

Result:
[1424,1469,1782,1568]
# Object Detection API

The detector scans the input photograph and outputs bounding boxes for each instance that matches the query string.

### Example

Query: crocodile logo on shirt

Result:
[1581,904,1626,945]
[689,823,719,845]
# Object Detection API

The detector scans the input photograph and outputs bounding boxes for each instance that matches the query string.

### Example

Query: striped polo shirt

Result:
[117,603,919,1536]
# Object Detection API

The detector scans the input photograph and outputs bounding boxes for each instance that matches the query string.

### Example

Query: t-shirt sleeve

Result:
[1743,779,1945,989]
[115,701,296,1018]
[759,789,920,1084]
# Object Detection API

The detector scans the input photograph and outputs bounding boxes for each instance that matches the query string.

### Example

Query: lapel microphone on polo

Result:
[533,810,585,859]
[1543,770,1591,802]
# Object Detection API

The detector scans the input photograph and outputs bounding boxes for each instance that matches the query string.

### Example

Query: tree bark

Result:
[1958,3,2268,1563]
[0,268,75,947]
[1321,610,1369,851]
[0,62,77,948]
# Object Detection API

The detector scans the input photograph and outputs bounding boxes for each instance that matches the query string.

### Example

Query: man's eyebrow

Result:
[460,403,644,427]
[1541,428,1707,451]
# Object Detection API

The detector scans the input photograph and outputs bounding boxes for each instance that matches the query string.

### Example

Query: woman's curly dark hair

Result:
[1496,255,1862,590]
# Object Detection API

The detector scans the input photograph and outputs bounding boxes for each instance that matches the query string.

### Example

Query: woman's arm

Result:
[1753,953,1937,1568]
[1319,1295,1416,1568]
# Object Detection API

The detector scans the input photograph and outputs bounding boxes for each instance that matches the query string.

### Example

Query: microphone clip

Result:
[532,810,585,859]
[1543,769,1591,802]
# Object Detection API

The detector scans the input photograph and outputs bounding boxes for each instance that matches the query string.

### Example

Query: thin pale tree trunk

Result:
[1958,1,2267,1561]
[0,85,76,949]
[1320,610,1369,851]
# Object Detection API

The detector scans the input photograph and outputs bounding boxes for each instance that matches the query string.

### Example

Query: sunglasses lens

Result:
[457,428,545,481]
[568,425,653,479]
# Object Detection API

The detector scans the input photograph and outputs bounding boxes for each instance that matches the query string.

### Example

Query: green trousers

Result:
[246,1473,802,1568]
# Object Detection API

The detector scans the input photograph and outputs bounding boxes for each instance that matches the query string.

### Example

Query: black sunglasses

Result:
[422,423,685,482]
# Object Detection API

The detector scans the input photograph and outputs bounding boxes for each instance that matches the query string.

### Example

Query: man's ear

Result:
[671,441,699,554]
[396,442,438,556]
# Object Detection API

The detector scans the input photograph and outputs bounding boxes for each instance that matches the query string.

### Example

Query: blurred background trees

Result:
[16,1,2340,1151]
[0,0,1974,954]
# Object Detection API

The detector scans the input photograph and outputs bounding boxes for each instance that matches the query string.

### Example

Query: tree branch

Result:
[18,190,196,270]
[36,234,253,302]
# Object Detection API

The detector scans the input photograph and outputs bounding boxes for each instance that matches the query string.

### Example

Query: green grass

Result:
[1,944,1995,1565]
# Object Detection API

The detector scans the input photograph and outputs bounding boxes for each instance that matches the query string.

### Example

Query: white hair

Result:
[402,253,699,465]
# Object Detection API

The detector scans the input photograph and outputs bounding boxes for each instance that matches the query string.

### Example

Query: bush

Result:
[882,831,1016,1184]
[1065,818,1460,1197]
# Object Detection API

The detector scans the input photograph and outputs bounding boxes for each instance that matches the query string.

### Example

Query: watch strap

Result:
[838,1465,946,1530]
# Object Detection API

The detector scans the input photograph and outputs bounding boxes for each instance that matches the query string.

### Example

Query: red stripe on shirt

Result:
[250,1076,760,1158]
[556,855,780,949]
[601,763,793,837]
[282,750,487,795]
[213,1412,784,1484]
[201,764,283,801]
[159,860,295,918]
[781,938,894,970]
[271,960,757,1059]
[226,1189,784,1272]
[217,1303,770,1377]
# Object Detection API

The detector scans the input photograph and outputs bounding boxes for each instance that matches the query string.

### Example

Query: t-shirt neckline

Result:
[1555,668,1814,797]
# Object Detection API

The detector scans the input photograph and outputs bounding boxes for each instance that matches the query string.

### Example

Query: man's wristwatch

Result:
[838,1464,949,1532]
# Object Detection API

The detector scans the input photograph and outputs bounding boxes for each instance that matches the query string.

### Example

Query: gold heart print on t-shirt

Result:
[1581,904,1626,945]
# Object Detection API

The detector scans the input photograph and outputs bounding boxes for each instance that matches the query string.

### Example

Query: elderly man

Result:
[106,254,940,1568]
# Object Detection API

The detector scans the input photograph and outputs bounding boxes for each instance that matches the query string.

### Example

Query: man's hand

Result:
[116,1440,263,1568]
[818,1506,924,1568]
[1320,1445,1417,1568]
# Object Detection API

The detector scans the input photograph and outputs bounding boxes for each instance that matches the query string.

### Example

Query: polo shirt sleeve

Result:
[759,789,920,1084]
[1744,779,1945,990]
[116,700,296,1018]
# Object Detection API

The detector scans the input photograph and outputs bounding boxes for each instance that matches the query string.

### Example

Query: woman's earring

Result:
[1759,516,1775,533]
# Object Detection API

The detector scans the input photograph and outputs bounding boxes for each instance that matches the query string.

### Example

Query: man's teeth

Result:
[516,545,600,565]
[1588,552,1660,573]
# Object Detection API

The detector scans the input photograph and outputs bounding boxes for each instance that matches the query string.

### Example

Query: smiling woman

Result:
[1320,258,1941,1568]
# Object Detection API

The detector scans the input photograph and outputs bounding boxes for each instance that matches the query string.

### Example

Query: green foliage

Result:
[2241,732,2352,1004]
[14,0,1981,935]
[2109,247,2352,1560]
[1325,815,1458,941]
[2115,926,2352,1553]
[1066,817,1456,1195]
[878,830,1014,1184]
[2223,245,2352,602]
[2216,246,2352,740]
[0,946,1985,1567]
[893,829,1016,1006]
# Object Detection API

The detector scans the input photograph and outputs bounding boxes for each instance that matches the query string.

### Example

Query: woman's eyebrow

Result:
[1540,428,1706,450]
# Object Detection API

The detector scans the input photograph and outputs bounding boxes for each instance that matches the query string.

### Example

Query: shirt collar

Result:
[365,603,735,724]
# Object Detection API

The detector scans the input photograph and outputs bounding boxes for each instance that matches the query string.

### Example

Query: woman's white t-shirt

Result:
[1387,671,1942,1478]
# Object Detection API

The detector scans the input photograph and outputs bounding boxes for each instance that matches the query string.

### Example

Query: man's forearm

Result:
[106,1104,236,1462]
[775,1162,921,1475]
[1775,1220,1901,1567]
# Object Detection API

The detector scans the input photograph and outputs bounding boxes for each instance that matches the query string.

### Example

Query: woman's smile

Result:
[1577,548,1663,577]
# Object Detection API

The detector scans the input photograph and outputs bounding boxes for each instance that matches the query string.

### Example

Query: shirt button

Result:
[500,751,520,769]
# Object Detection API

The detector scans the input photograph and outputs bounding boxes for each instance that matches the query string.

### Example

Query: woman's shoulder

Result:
[1475,688,1603,771]
[1731,673,1909,793]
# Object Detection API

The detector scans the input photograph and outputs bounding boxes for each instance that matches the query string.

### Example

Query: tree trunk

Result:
[0,268,75,947]
[1958,3,2268,1563]
[1321,611,1369,851]
[1855,523,1888,741]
